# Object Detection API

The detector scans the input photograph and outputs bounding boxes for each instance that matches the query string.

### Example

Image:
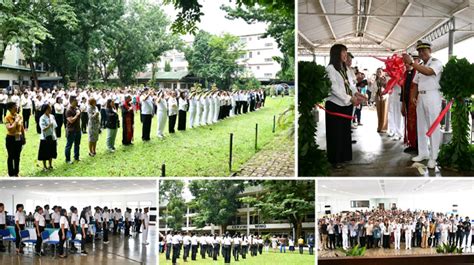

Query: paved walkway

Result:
[234,134,295,177]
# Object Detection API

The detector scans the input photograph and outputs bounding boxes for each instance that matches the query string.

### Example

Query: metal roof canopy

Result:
[298,0,474,56]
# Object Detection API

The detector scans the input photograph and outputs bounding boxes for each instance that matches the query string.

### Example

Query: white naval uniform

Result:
[404,223,413,249]
[388,84,404,138]
[441,223,449,245]
[141,212,149,244]
[156,98,167,137]
[189,97,197,128]
[208,96,215,124]
[412,57,444,161]
[213,95,220,123]
[199,97,207,126]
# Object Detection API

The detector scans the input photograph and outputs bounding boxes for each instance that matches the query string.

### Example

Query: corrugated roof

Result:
[136,71,190,80]
[299,0,474,56]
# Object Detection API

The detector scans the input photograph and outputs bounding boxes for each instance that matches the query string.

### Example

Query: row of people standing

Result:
[0,202,150,257]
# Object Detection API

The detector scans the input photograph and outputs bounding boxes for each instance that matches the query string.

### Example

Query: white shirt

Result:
[124,212,131,221]
[191,235,198,245]
[178,97,188,111]
[140,212,149,226]
[223,237,232,245]
[140,95,154,115]
[53,212,62,223]
[172,234,182,244]
[166,234,173,244]
[43,209,50,221]
[34,212,46,227]
[0,94,7,104]
[412,57,443,91]
[0,211,6,225]
[103,212,110,222]
[326,64,357,106]
[183,235,191,245]
[15,211,26,224]
[80,217,89,228]
[54,103,64,114]
[168,98,178,116]
[60,216,70,229]
[94,212,102,222]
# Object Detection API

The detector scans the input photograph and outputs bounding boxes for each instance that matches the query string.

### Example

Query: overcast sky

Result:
[158,0,269,41]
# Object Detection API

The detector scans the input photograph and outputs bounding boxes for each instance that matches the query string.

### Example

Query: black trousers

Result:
[35,226,44,253]
[213,244,220,260]
[54,113,63,137]
[100,108,107,128]
[233,244,240,261]
[325,101,353,164]
[81,112,88,133]
[22,109,31,129]
[200,244,206,258]
[58,228,68,255]
[235,102,241,114]
[223,245,231,263]
[15,224,25,249]
[0,224,5,250]
[243,102,248,113]
[250,100,255,112]
[103,222,108,242]
[178,110,187,131]
[166,243,172,259]
[360,236,367,247]
[168,114,177,134]
[125,222,130,236]
[241,245,247,258]
[184,244,190,261]
[299,245,304,254]
[6,135,22,176]
[367,235,374,249]
[328,234,336,249]
[383,235,390,248]
[0,103,5,123]
[142,114,152,140]
[191,245,198,260]
[35,111,41,133]
[172,244,180,264]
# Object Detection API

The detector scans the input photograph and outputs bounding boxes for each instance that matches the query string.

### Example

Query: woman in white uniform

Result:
[208,92,215,125]
[188,90,197,128]
[79,208,89,255]
[200,93,208,126]
[58,208,69,258]
[34,206,45,256]
[156,91,167,138]
[15,204,26,254]
[213,92,220,123]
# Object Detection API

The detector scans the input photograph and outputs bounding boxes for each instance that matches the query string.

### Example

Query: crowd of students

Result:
[159,231,314,264]
[1,85,266,176]
[0,202,150,258]
[318,209,474,252]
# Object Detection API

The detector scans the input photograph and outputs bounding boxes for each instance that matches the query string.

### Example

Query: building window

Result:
[249,52,252,58]
[265,42,273,47]
[257,66,260,70]
[240,37,247,42]
[249,37,252,41]
[257,51,260,55]
[264,73,272,77]
[240,54,246,59]
[264,58,272,62]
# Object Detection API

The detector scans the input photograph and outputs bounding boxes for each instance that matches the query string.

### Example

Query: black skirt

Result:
[38,136,58,161]
[178,110,187,131]
[325,100,353,164]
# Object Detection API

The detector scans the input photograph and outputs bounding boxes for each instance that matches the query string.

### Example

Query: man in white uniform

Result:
[141,207,150,245]
[403,39,444,169]
[388,84,404,140]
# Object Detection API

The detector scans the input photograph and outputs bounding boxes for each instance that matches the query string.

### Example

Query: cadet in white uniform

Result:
[183,232,191,261]
[34,206,46,255]
[102,207,110,243]
[191,233,199,260]
[188,90,197,128]
[388,84,404,140]
[403,40,444,169]
[156,92,168,138]
[200,95,208,126]
[393,219,402,249]
[404,220,414,249]
[141,207,150,245]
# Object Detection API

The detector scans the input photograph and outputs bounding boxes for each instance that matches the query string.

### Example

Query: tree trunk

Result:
[221,224,227,234]
[151,62,157,85]
[294,221,303,240]
[28,57,39,89]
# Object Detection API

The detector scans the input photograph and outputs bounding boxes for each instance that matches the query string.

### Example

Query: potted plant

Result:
[438,56,474,171]
[298,61,331,176]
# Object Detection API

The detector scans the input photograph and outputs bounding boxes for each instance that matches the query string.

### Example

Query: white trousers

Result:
[230,105,235,117]
[189,108,196,128]
[201,107,208,126]
[195,104,201,127]
[405,232,412,249]
[142,228,148,243]
[208,103,214,124]
[157,111,167,136]
[342,234,349,249]
[213,105,220,123]
[441,232,448,245]
[388,86,404,136]
[394,232,401,249]
[417,90,442,160]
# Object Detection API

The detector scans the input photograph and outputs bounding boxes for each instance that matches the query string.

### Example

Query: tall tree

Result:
[159,180,187,231]
[185,31,244,89]
[242,180,314,239]
[0,1,77,87]
[188,180,245,232]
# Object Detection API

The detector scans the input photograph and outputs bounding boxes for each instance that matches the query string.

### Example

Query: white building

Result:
[155,33,283,82]
[0,44,34,88]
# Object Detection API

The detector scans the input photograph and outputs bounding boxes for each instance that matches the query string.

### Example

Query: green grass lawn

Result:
[0,97,293,176]
[159,251,315,265]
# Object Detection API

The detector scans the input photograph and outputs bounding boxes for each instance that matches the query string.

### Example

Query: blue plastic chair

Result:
[20,230,37,253]
[41,230,60,257]
[0,229,16,252]
[67,231,82,253]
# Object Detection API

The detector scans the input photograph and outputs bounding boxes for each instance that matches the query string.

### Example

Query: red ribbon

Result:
[316,104,355,120]
[373,54,406,95]
[426,100,453,137]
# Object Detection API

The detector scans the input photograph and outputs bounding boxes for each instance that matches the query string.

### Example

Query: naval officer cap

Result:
[410,50,419,59]
[416,39,432,50]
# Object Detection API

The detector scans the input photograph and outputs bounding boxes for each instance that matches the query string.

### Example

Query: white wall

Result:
[318,191,474,217]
